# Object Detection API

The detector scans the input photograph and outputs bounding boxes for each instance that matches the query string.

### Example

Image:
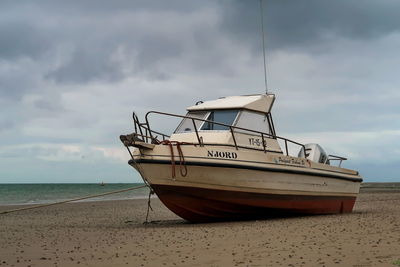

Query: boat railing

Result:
[327,154,347,167]
[132,112,170,143]
[130,111,305,156]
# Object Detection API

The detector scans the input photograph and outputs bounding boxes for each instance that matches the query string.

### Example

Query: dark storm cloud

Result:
[221,0,400,51]
[0,22,51,60]
[0,0,219,85]
[44,0,400,85]
[46,32,184,83]
[32,0,211,14]
[0,62,38,100]
[0,0,398,107]
[2,0,218,84]
[1,0,400,86]
[46,45,126,84]
[0,0,397,101]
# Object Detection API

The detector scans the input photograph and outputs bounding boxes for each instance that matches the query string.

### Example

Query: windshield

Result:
[200,110,238,131]
[174,111,208,133]
[234,110,271,134]
[174,110,239,133]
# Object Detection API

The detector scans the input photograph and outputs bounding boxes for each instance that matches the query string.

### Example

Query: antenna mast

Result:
[259,0,268,94]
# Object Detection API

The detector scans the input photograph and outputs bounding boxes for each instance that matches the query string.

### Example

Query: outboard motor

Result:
[298,143,329,164]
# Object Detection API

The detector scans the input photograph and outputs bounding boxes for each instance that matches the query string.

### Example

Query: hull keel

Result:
[152,184,356,223]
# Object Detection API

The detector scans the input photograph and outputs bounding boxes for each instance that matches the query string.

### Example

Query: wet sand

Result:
[1,190,400,267]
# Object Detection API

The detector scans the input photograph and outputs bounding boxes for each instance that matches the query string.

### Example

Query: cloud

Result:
[267,32,400,135]
[0,0,224,85]
[93,146,130,162]
[0,58,40,100]
[284,130,400,162]
[0,22,51,60]
[220,0,400,52]
[0,142,137,183]
[0,143,129,162]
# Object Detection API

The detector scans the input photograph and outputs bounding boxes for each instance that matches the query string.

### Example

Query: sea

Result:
[2,182,399,206]
[0,183,149,206]
[361,182,400,192]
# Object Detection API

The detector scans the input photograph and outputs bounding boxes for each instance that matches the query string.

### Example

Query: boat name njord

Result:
[207,150,238,159]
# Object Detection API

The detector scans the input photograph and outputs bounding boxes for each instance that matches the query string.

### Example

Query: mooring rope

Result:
[0,184,148,215]
[144,188,154,224]
[160,140,188,178]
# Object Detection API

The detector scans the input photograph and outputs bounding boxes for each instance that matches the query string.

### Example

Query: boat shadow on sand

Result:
[127,212,365,229]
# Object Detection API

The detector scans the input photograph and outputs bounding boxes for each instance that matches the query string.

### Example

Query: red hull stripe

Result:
[131,159,362,182]
[152,184,357,223]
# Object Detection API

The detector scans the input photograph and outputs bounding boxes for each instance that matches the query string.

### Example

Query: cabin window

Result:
[234,110,270,135]
[200,110,239,131]
[174,111,208,133]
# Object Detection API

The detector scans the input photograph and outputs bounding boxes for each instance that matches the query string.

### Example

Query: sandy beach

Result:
[1,190,400,267]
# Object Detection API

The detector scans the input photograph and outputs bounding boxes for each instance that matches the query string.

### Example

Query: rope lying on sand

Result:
[0,184,148,215]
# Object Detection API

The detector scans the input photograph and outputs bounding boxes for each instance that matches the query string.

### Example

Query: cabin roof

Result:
[187,94,275,113]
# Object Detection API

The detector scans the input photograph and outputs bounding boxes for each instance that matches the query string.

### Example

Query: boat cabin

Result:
[125,93,346,165]
[170,94,283,152]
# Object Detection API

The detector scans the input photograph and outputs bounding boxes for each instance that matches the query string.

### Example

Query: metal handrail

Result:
[328,154,347,161]
[135,110,306,156]
[132,112,170,143]
[328,154,347,167]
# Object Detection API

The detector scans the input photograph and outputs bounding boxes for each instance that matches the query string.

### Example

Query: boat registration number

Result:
[248,138,266,147]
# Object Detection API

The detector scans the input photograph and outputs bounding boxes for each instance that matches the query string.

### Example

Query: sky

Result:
[0,0,399,183]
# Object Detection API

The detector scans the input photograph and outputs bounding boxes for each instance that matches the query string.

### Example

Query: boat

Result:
[120,94,362,222]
